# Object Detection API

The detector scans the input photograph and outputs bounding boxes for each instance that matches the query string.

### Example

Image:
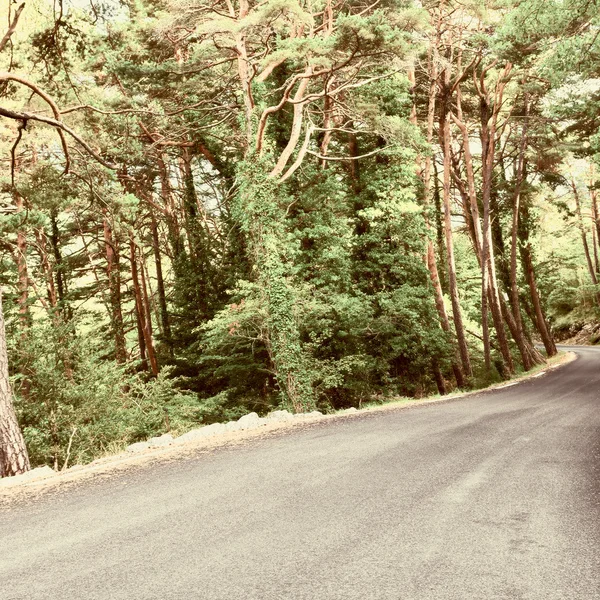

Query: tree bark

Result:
[571,177,600,306]
[439,73,472,380]
[103,212,127,363]
[0,288,30,477]
[508,105,534,371]
[520,240,557,356]
[415,31,464,389]
[129,234,158,375]
[150,211,173,357]
[478,68,515,376]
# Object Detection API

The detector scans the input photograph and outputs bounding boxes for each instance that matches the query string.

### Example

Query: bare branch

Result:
[0,3,25,54]
[306,147,385,161]
[0,72,71,172]
[0,105,116,169]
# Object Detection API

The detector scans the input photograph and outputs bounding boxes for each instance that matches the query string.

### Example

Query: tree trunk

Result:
[49,211,72,321]
[521,245,557,357]
[150,211,173,357]
[590,184,600,270]
[14,191,29,331]
[508,109,534,371]
[236,168,316,411]
[129,234,158,375]
[413,35,464,390]
[439,77,472,380]
[571,177,600,306]
[479,83,514,376]
[0,288,30,477]
[138,245,159,376]
[452,90,491,371]
[103,213,127,363]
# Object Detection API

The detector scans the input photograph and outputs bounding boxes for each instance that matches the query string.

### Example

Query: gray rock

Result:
[343,407,358,413]
[237,412,268,430]
[307,410,324,417]
[126,441,151,453]
[267,410,294,422]
[29,465,56,478]
[0,465,56,487]
[148,433,174,448]
[225,421,242,432]
[176,423,227,444]
[294,410,324,419]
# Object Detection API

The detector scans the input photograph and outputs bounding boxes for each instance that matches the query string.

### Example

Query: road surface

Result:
[1,347,599,599]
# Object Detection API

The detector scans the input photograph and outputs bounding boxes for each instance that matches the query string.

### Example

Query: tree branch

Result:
[0,3,25,54]
[0,105,116,169]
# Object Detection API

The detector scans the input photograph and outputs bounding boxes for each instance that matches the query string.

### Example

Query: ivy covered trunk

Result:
[0,288,30,477]
[236,163,315,412]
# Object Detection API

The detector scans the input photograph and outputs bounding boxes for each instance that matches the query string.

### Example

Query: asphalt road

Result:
[1,347,599,600]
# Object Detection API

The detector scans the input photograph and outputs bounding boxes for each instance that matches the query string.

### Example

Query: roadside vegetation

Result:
[1,0,599,476]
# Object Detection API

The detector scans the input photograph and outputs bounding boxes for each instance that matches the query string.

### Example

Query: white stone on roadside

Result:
[267,410,294,422]
[126,441,151,453]
[148,433,174,448]
[0,465,56,487]
[237,412,268,430]
[343,407,358,413]
[293,411,323,419]
[225,421,242,432]
[176,423,226,444]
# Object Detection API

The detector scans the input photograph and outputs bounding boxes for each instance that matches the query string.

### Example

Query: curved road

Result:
[1,347,599,599]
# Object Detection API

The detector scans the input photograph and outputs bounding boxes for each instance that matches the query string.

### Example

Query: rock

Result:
[67,464,84,472]
[267,410,294,422]
[343,407,358,413]
[225,421,242,432]
[29,465,56,478]
[0,465,56,487]
[126,441,150,453]
[148,433,174,448]
[237,412,268,430]
[294,410,324,419]
[176,423,227,444]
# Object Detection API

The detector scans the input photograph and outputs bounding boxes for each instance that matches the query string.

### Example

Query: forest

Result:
[0,0,599,477]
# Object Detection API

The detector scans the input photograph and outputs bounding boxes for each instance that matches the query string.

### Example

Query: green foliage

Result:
[3,0,600,474]
[10,317,200,468]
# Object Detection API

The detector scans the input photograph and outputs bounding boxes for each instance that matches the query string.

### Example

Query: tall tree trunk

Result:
[236,168,316,411]
[157,154,185,265]
[413,33,464,389]
[571,177,600,306]
[103,212,127,363]
[520,241,557,357]
[427,243,465,388]
[478,71,515,376]
[0,288,30,477]
[590,183,600,269]
[452,88,491,371]
[439,75,472,380]
[49,210,72,321]
[35,228,58,311]
[508,105,534,371]
[14,191,29,332]
[129,234,158,375]
[139,245,159,376]
[150,211,173,357]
